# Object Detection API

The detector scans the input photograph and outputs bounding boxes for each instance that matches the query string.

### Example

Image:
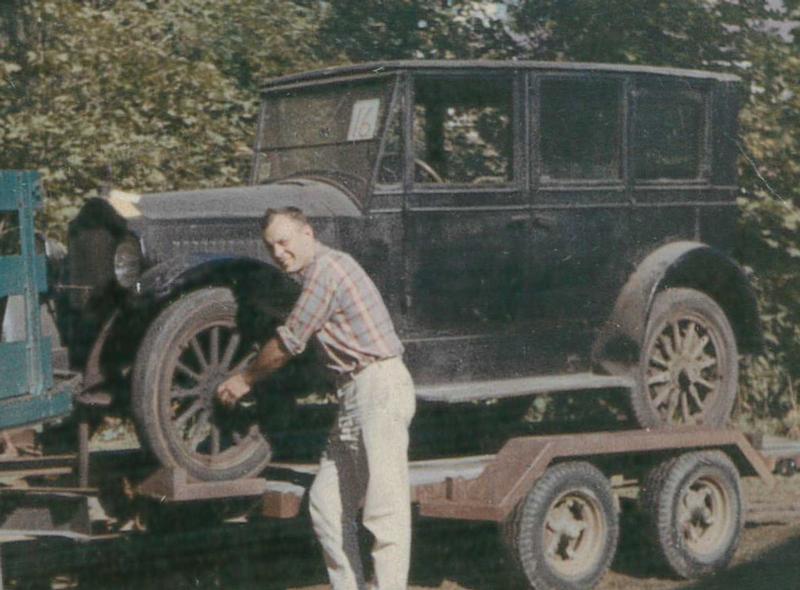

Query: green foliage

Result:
[733,17,800,434]
[0,0,321,240]
[509,0,772,65]
[317,1,519,61]
[736,192,800,433]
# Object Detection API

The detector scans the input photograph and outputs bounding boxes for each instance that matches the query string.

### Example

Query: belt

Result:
[333,357,397,389]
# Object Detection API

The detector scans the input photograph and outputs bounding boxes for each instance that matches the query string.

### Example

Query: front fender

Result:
[131,253,298,310]
[80,255,302,392]
[593,241,762,374]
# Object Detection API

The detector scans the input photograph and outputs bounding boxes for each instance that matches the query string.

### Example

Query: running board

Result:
[416,373,635,403]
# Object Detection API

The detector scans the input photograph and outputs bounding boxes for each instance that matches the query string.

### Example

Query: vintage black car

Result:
[59,60,760,481]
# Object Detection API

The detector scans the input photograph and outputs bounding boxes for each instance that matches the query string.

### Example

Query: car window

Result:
[256,78,394,202]
[412,77,513,185]
[633,89,706,180]
[539,78,622,181]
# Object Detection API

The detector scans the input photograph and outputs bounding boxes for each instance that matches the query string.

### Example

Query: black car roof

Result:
[260,59,740,92]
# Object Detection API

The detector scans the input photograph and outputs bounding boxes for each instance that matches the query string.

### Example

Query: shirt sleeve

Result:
[276,263,338,356]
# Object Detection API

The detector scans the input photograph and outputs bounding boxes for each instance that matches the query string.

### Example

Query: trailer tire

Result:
[503,461,618,590]
[132,287,272,481]
[634,288,738,428]
[640,450,743,579]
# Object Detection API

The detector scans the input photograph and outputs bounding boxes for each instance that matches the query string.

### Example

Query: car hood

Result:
[104,178,361,223]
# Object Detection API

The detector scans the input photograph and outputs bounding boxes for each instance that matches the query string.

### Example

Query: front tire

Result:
[503,462,619,590]
[639,451,743,579]
[132,287,272,481]
[633,288,738,428]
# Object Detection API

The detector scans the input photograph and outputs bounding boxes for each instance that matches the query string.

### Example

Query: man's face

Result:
[263,215,316,274]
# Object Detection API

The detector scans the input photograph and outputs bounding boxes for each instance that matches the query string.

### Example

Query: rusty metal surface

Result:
[417,427,774,522]
[0,492,91,540]
[137,467,269,502]
[0,454,76,481]
[260,481,306,519]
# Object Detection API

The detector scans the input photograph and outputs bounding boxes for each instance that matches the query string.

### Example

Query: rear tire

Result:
[639,450,743,579]
[633,288,738,428]
[132,287,272,481]
[503,461,618,590]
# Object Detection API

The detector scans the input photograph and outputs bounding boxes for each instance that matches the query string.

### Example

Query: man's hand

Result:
[217,373,252,407]
[216,337,291,407]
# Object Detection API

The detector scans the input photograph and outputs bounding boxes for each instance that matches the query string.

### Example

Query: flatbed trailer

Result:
[0,423,782,589]
[128,424,773,589]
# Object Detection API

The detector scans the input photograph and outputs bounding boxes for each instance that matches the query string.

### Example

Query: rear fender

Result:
[592,241,761,374]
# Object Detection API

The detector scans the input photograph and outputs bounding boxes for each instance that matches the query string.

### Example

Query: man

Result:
[217,207,415,590]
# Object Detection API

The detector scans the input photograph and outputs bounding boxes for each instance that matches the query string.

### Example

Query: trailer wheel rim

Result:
[677,475,734,558]
[645,312,723,424]
[543,490,606,578]
[163,319,261,467]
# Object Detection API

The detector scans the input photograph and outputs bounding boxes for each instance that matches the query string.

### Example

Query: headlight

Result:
[113,236,142,289]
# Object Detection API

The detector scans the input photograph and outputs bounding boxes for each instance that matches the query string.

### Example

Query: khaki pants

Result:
[309,357,416,590]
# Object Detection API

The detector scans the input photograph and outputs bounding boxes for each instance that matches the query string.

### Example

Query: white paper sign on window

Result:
[347,99,380,141]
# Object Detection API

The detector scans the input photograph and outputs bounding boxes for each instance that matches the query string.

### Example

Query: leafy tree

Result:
[736,26,800,431]
[317,1,519,61]
[0,0,321,237]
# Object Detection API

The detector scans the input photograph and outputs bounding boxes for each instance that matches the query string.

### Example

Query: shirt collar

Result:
[295,241,330,282]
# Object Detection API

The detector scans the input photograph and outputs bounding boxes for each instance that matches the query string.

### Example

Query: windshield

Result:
[254,77,395,202]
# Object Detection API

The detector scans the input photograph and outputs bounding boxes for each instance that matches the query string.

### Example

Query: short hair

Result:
[261,206,309,232]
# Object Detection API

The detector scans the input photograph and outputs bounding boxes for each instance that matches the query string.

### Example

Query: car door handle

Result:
[532,213,554,230]
[507,213,530,230]
[508,213,553,231]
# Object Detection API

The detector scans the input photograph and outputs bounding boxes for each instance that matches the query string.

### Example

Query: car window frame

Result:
[630,81,713,186]
[406,70,522,192]
[530,72,628,191]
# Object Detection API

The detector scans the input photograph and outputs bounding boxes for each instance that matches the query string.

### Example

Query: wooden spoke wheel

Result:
[133,287,272,481]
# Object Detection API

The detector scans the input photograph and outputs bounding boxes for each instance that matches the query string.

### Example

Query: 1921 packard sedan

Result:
[58,61,760,482]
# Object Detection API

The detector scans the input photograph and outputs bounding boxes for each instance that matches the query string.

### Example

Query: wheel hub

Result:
[544,493,604,576]
[678,478,731,556]
[647,316,721,424]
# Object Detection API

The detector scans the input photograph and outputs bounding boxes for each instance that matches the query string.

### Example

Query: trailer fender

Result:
[592,241,761,375]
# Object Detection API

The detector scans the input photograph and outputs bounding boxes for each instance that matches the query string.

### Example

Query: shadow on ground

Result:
[5,514,519,589]
[675,523,800,590]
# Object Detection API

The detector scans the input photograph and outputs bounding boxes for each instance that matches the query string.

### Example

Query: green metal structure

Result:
[0,170,71,430]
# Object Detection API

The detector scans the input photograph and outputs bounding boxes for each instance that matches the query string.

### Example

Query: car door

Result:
[526,73,633,370]
[399,72,535,383]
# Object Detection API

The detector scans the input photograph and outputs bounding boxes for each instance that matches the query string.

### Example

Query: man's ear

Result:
[302,223,314,239]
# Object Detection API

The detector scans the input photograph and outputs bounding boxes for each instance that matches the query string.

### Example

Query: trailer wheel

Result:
[132,287,272,481]
[634,288,738,428]
[503,461,619,590]
[640,450,743,579]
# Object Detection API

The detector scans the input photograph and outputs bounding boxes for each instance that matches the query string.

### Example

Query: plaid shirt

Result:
[276,243,403,376]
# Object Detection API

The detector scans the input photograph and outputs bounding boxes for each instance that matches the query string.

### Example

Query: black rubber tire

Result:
[639,451,743,579]
[132,287,272,481]
[502,461,619,590]
[633,288,738,428]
